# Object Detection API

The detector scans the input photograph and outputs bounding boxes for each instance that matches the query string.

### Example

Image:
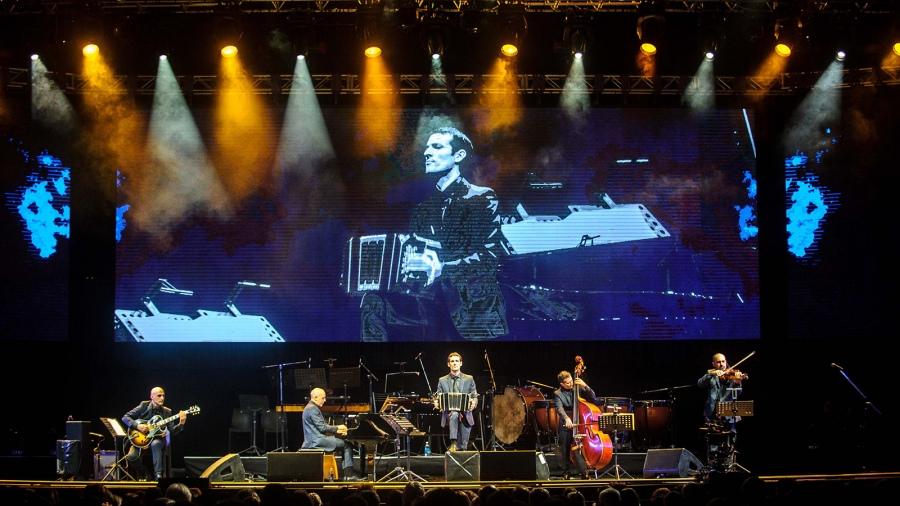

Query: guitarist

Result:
[122,386,188,480]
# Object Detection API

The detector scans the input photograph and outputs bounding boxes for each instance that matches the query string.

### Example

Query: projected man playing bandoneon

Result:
[361,126,508,341]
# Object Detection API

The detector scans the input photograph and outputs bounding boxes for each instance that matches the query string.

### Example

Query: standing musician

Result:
[122,386,188,480]
[554,370,599,479]
[435,352,478,451]
[697,353,749,423]
[301,387,358,480]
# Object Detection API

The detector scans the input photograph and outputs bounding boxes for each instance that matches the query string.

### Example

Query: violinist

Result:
[697,353,749,422]
[554,370,599,479]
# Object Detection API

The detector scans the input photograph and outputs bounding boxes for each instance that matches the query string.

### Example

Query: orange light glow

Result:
[364,46,382,58]
[82,44,99,56]
[500,44,518,57]
[640,43,657,56]
[221,45,238,58]
[775,43,792,58]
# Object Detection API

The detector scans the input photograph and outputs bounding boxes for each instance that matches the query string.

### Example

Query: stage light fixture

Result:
[297,54,305,60]
[893,42,900,57]
[358,3,385,59]
[574,52,583,60]
[159,55,168,61]
[563,16,590,59]
[498,3,527,58]
[836,50,846,62]
[30,54,39,61]
[705,51,715,61]
[636,1,666,56]
[82,44,99,56]
[221,45,238,58]
[774,16,801,59]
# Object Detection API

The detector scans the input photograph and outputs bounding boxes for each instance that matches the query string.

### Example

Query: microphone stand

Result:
[262,359,309,452]
[833,365,882,416]
[359,358,379,413]
[415,353,432,394]
[482,350,498,450]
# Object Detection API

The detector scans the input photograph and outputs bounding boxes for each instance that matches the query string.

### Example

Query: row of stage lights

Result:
[30,40,900,64]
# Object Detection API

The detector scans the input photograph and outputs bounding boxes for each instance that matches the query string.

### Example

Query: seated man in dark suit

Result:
[300,387,357,479]
[122,386,187,480]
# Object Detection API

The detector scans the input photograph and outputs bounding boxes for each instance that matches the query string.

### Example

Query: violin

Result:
[708,368,749,382]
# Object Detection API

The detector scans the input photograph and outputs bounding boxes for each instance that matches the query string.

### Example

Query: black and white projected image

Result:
[114,108,760,342]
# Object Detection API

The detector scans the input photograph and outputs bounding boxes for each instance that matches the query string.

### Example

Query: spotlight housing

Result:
[705,51,715,61]
[364,46,382,58]
[774,16,802,59]
[640,43,658,56]
[774,43,792,58]
[159,55,168,61]
[221,45,238,57]
[30,54,39,61]
[574,52,583,60]
[893,42,900,57]
[636,1,666,57]
[500,44,519,57]
[82,44,99,56]
[297,54,305,60]
[836,50,846,62]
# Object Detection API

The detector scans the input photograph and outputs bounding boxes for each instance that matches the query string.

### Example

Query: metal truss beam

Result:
[1,0,896,15]
[4,66,899,97]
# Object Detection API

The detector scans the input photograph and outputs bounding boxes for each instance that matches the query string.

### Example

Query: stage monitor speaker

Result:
[56,440,83,477]
[445,451,480,481]
[199,453,246,482]
[480,450,546,481]
[267,450,335,482]
[66,421,92,442]
[643,448,704,478]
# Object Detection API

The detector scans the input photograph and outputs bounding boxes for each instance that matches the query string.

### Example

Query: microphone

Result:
[831,362,844,371]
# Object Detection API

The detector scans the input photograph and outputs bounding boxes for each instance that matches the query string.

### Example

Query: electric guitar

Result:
[128,405,200,449]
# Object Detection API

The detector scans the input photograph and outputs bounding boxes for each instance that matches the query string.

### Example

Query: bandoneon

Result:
[435,392,473,412]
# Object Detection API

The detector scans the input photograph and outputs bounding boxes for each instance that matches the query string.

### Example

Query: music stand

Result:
[237,394,268,456]
[377,414,427,483]
[384,371,422,395]
[329,366,361,402]
[99,417,135,481]
[713,400,753,473]
[295,368,327,391]
[596,412,635,479]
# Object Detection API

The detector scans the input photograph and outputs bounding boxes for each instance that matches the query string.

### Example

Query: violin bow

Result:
[726,351,756,372]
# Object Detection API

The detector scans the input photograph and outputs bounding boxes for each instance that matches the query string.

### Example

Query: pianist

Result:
[301,388,357,479]
[435,352,478,451]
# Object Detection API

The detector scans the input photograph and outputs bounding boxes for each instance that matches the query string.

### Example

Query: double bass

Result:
[570,356,613,470]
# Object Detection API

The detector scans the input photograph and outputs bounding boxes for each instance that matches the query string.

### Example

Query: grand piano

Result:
[343,413,425,478]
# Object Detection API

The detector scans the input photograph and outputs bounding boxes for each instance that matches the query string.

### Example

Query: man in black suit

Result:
[435,352,478,451]
[122,386,187,480]
[300,387,356,479]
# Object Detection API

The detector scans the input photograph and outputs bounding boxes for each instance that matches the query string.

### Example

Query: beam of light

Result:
[135,56,230,240]
[214,53,274,202]
[782,60,843,154]
[276,55,335,177]
[560,54,589,120]
[431,55,446,87]
[881,44,900,68]
[473,58,522,136]
[30,57,77,135]
[750,52,790,99]
[684,57,714,112]
[82,49,144,194]
[637,49,655,77]
[742,108,757,159]
[357,52,400,157]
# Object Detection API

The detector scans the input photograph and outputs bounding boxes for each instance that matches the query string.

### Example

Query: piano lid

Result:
[276,402,370,413]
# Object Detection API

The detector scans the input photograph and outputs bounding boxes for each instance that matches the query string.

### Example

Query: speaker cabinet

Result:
[480,450,547,481]
[267,450,338,482]
[642,448,704,478]
[66,421,92,442]
[56,440,83,477]
[445,451,480,481]
[199,453,246,482]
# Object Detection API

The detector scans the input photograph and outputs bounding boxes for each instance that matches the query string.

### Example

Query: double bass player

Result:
[553,370,599,479]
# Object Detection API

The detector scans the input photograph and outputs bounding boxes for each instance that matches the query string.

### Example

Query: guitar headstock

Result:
[186,405,200,415]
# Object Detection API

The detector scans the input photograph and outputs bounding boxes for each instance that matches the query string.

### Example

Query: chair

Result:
[228,409,254,452]
[261,411,287,452]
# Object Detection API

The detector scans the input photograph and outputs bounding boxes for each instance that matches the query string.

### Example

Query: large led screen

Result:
[115,108,759,342]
